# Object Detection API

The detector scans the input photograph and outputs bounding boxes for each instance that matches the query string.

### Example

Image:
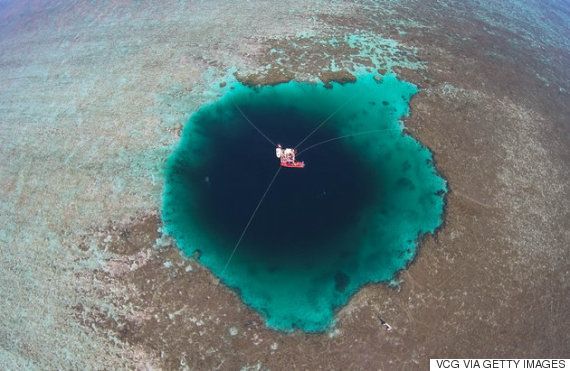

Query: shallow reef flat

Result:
[0,0,568,369]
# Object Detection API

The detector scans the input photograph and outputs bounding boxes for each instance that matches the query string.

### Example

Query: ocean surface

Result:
[162,73,447,331]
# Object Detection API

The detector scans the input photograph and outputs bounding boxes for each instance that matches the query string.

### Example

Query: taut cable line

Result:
[294,94,357,149]
[220,166,282,275]
[297,128,402,156]
[234,102,276,146]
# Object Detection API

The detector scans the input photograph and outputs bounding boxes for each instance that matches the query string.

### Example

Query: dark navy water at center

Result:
[162,73,447,331]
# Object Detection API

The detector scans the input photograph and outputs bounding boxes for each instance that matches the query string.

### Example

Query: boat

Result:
[276,144,305,169]
[280,159,305,168]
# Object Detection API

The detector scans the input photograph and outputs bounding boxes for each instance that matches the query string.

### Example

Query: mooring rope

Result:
[297,128,402,156]
[234,103,276,147]
[220,166,282,275]
[294,94,357,149]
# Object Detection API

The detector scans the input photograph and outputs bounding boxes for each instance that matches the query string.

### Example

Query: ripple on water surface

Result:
[162,73,447,331]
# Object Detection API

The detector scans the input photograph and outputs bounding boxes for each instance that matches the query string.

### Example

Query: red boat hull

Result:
[280,160,305,168]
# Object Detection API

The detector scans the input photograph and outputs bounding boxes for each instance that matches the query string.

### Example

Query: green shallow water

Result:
[162,73,447,332]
